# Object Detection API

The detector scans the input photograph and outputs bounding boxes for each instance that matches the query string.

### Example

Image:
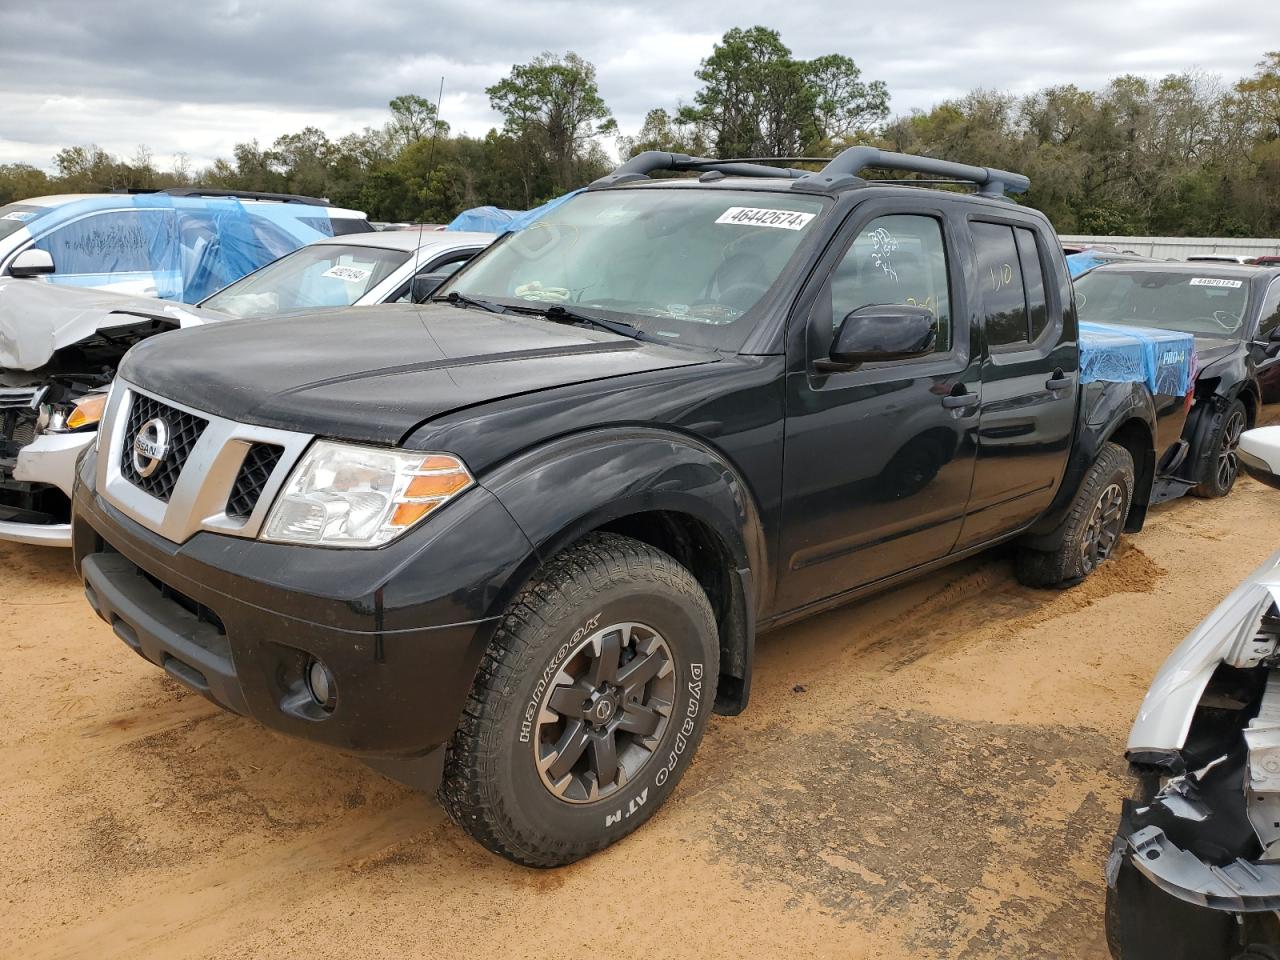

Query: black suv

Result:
[72,148,1187,866]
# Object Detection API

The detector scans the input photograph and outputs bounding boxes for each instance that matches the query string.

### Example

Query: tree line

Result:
[1,28,1277,236]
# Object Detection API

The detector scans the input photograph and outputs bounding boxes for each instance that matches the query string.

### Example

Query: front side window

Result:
[442,189,828,350]
[1074,269,1251,338]
[200,243,410,317]
[818,213,953,354]
[33,209,175,275]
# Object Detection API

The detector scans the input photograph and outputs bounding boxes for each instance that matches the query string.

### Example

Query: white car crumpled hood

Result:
[0,278,216,370]
[1128,547,1280,754]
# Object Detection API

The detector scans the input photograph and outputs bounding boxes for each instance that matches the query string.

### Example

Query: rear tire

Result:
[1016,441,1134,589]
[1190,397,1247,499]
[439,533,719,867]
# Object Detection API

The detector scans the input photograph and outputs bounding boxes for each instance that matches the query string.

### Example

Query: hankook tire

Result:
[438,533,719,867]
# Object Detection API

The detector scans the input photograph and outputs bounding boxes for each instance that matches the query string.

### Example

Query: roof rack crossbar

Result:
[808,147,1030,197]
[590,151,808,189]
[150,187,332,206]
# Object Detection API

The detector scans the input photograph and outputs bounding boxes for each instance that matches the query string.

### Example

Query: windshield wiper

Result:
[508,302,660,344]
[434,291,508,314]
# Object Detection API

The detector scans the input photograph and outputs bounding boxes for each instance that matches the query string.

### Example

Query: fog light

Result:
[306,657,337,712]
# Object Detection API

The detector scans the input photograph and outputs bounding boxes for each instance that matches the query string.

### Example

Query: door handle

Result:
[941,391,978,409]
[1045,372,1073,391]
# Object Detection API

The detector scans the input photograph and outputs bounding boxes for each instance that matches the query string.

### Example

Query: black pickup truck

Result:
[71,148,1191,866]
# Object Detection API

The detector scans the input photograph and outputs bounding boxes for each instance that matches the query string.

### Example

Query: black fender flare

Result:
[478,427,769,713]
[1024,382,1157,548]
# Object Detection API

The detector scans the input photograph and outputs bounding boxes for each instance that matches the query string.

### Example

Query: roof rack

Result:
[108,187,332,206]
[591,147,1030,199]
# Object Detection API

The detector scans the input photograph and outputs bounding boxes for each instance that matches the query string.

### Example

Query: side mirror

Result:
[1239,426,1280,491]
[820,304,937,371]
[9,248,54,278]
[411,273,448,303]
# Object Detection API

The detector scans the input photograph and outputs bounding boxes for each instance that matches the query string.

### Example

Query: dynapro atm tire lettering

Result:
[605,662,704,827]
[656,663,704,788]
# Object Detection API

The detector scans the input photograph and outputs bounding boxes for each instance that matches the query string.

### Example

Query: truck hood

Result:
[0,279,220,370]
[119,303,718,444]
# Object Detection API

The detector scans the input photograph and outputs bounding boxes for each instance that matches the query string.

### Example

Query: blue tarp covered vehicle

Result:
[0,191,371,303]
[446,189,583,235]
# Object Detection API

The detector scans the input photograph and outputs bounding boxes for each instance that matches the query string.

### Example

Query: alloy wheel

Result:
[533,622,675,804]
[1217,408,1247,491]
[1080,482,1125,574]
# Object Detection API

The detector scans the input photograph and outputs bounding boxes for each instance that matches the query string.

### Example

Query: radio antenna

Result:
[411,75,446,301]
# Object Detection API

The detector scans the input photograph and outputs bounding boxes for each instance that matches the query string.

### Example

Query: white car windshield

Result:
[1076,269,1252,337]
[201,243,410,317]
[442,188,828,349]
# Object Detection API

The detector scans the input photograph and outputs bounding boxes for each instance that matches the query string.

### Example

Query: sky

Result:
[1,0,1277,173]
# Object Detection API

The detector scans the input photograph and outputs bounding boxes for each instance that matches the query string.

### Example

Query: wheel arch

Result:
[480,428,769,716]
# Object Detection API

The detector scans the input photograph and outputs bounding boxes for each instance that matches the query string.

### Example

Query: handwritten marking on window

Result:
[869,228,899,282]
[989,262,1014,292]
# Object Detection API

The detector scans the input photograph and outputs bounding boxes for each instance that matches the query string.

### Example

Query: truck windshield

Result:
[1075,269,1252,338]
[441,188,828,349]
[200,243,410,317]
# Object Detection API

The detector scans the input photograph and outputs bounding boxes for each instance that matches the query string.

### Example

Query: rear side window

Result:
[972,221,1053,350]
[33,209,175,275]
[1259,281,1280,340]
[1015,228,1048,341]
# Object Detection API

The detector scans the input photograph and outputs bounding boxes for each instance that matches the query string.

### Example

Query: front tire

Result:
[1016,441,1134,589]
[1190,397,1247,499]
[439,533,719,867]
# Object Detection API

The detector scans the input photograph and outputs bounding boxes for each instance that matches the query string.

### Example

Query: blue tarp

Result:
[9,194,348,303]
[446,189,585,235]
[1067,251,1110,279]
[1079,321,1196,397]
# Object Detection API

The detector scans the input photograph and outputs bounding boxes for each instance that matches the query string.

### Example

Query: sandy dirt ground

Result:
[3,425,1280,959]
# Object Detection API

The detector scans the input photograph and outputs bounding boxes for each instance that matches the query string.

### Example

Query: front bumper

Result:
[72,448,537,788]
[0,430,92,547]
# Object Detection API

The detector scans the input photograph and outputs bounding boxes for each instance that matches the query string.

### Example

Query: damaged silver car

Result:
[1108,425,1280,959]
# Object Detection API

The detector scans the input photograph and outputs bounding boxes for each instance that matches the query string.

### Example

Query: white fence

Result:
[1059,235,1280,259]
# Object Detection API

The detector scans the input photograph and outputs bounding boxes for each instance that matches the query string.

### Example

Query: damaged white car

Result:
[0,229,492,546]
[1108,425,1280,960]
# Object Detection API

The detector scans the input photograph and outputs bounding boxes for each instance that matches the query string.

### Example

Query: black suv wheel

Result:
[438,533,718,867]
[1015,441,1134,589]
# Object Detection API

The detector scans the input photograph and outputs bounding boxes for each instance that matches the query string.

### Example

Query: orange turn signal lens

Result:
[405,471,471,499]
[390,501,437,528]
[66,393,108,430]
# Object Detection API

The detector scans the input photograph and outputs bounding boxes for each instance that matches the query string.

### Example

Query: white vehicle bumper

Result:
[1,430,94,548]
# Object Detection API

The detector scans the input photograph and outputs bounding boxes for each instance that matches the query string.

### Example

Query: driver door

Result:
[776,200,981,612]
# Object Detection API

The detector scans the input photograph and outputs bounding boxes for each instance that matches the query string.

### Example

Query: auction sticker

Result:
[321,264,372,283]
[1190,277,1242,288]
[715,207,815,230]
[1,211,35,221]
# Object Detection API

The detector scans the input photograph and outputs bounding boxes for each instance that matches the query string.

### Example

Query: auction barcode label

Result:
[321,265,372,283]
[715,207,815,230]
[1190,277,1243,288]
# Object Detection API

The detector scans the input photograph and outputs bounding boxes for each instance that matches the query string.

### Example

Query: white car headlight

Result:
[261,441,473,548]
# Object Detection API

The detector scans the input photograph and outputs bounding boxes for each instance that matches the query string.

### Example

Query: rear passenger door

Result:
[777,199,981,612]
[955,218,1078,550]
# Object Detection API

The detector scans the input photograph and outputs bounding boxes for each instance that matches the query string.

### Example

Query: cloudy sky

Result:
[1,0,1276,173]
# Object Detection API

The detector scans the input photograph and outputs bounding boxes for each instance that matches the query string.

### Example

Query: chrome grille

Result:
[98,383,313,545]
[226,443,283,519]
[119,393,208,502]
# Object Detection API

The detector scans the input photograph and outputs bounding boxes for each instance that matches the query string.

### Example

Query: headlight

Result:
[261,441,473,547]
[40,391,109,434]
